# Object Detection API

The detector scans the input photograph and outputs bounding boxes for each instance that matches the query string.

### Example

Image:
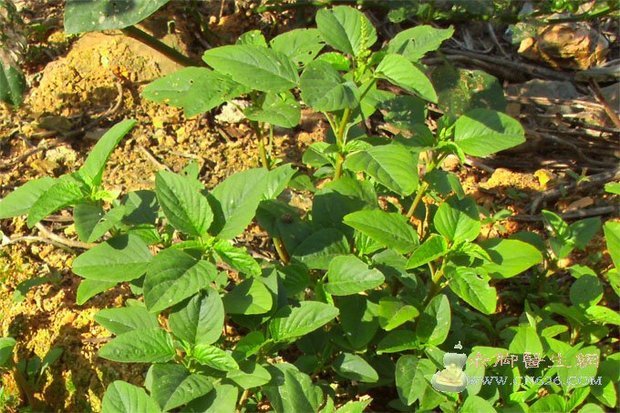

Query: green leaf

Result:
[315,6,377,56]
[72,234,152,282]
[416,294,450,345]
[226,361,271,389]
[99,328,175,363]
[122,190,158,225]
[571,217,601,250]
[264,164,296,200]
[270,301,339,342]
[245,91,301,128]
[95,306,159,335]
[236,30,267,46]
[270,28,324,66]
[186,384,237,413]
[233,331,265,359]
[144,248,218,313]
[0,177,55,219]
[509,324,543,354]
[299,60,359,112]
[64,0,170,33]
[454,109,525,157]
[337,295,379,350]
[557,345,600,391]
[223,278,272,315]
[74,203,125,243]
[101,380,161,413]
[570,275,603,308]
[335,399,372,413]
[380,95,427,131]
[460,395,496,413]
[209,168,269,239]
[541,324,569,338]
[585,305,620,325]
[156,170,212,236]
[605,182,620,195]
[73,201,104,242]
[343,143,419,196]
[79,119,136,187]
[0,337,16,368]
[479,238,543,279]
[592,357,618,407]
[344,210,419,254]
[604,221,620,269]
[406,234,448,269]
[579,403,606,413]
[395,356,436,406]
[387,25,454,61]
[312,176,376,231]
[0,59,26,106]
[169,289,224,346]
[149,364,212,411]
[202,45,298,93]
[431,65,506,119]
[264,363,323,413]
[376,330,418,354]
[316,52,351,71]
[191,345,239,371]
[292,228,350,270]
[433,196,480,242]
[324,255,384,295]
[333,353,378,383]
[76,279,117,305]
[530,395,566,413]
[447,267,497,314]
[143,68,249,117]
[375,54,437,103]
[377,297,419,331]
[27,178,84,227]
[213,240,261,277]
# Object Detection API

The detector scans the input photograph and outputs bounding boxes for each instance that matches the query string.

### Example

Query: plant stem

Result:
[121,26,203,67]
[334,154,345,179]
[236,388,250,413]
[13,367,38,409]
[253,122,270,169]
[422,258,447,308]
[336,108,351,147]
[406,181,429,218]
[273,237,289,264]
[334,108,351,179]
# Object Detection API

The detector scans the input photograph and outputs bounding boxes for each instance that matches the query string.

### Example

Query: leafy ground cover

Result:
[0,1,618,412]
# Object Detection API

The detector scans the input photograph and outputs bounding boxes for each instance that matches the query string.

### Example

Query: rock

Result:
[480,168,541,192]
[215,99,249,124]
[26,31,186,116]
[508,79,578,100]
[518,21,608,70]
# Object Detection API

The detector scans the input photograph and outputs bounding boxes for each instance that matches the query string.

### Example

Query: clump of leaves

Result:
[0,336,62,409]
[1,5,618,412]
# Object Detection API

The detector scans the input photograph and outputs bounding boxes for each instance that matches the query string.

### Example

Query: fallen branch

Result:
[440,48,574,82]
[589,80,620,129]
[36,223,95,249]
[138,145,170,171]
[0,142,60,170]
[528,129,618,168]
[5,224,95,251]
[511,205,618,222]
[529,167,620,213]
